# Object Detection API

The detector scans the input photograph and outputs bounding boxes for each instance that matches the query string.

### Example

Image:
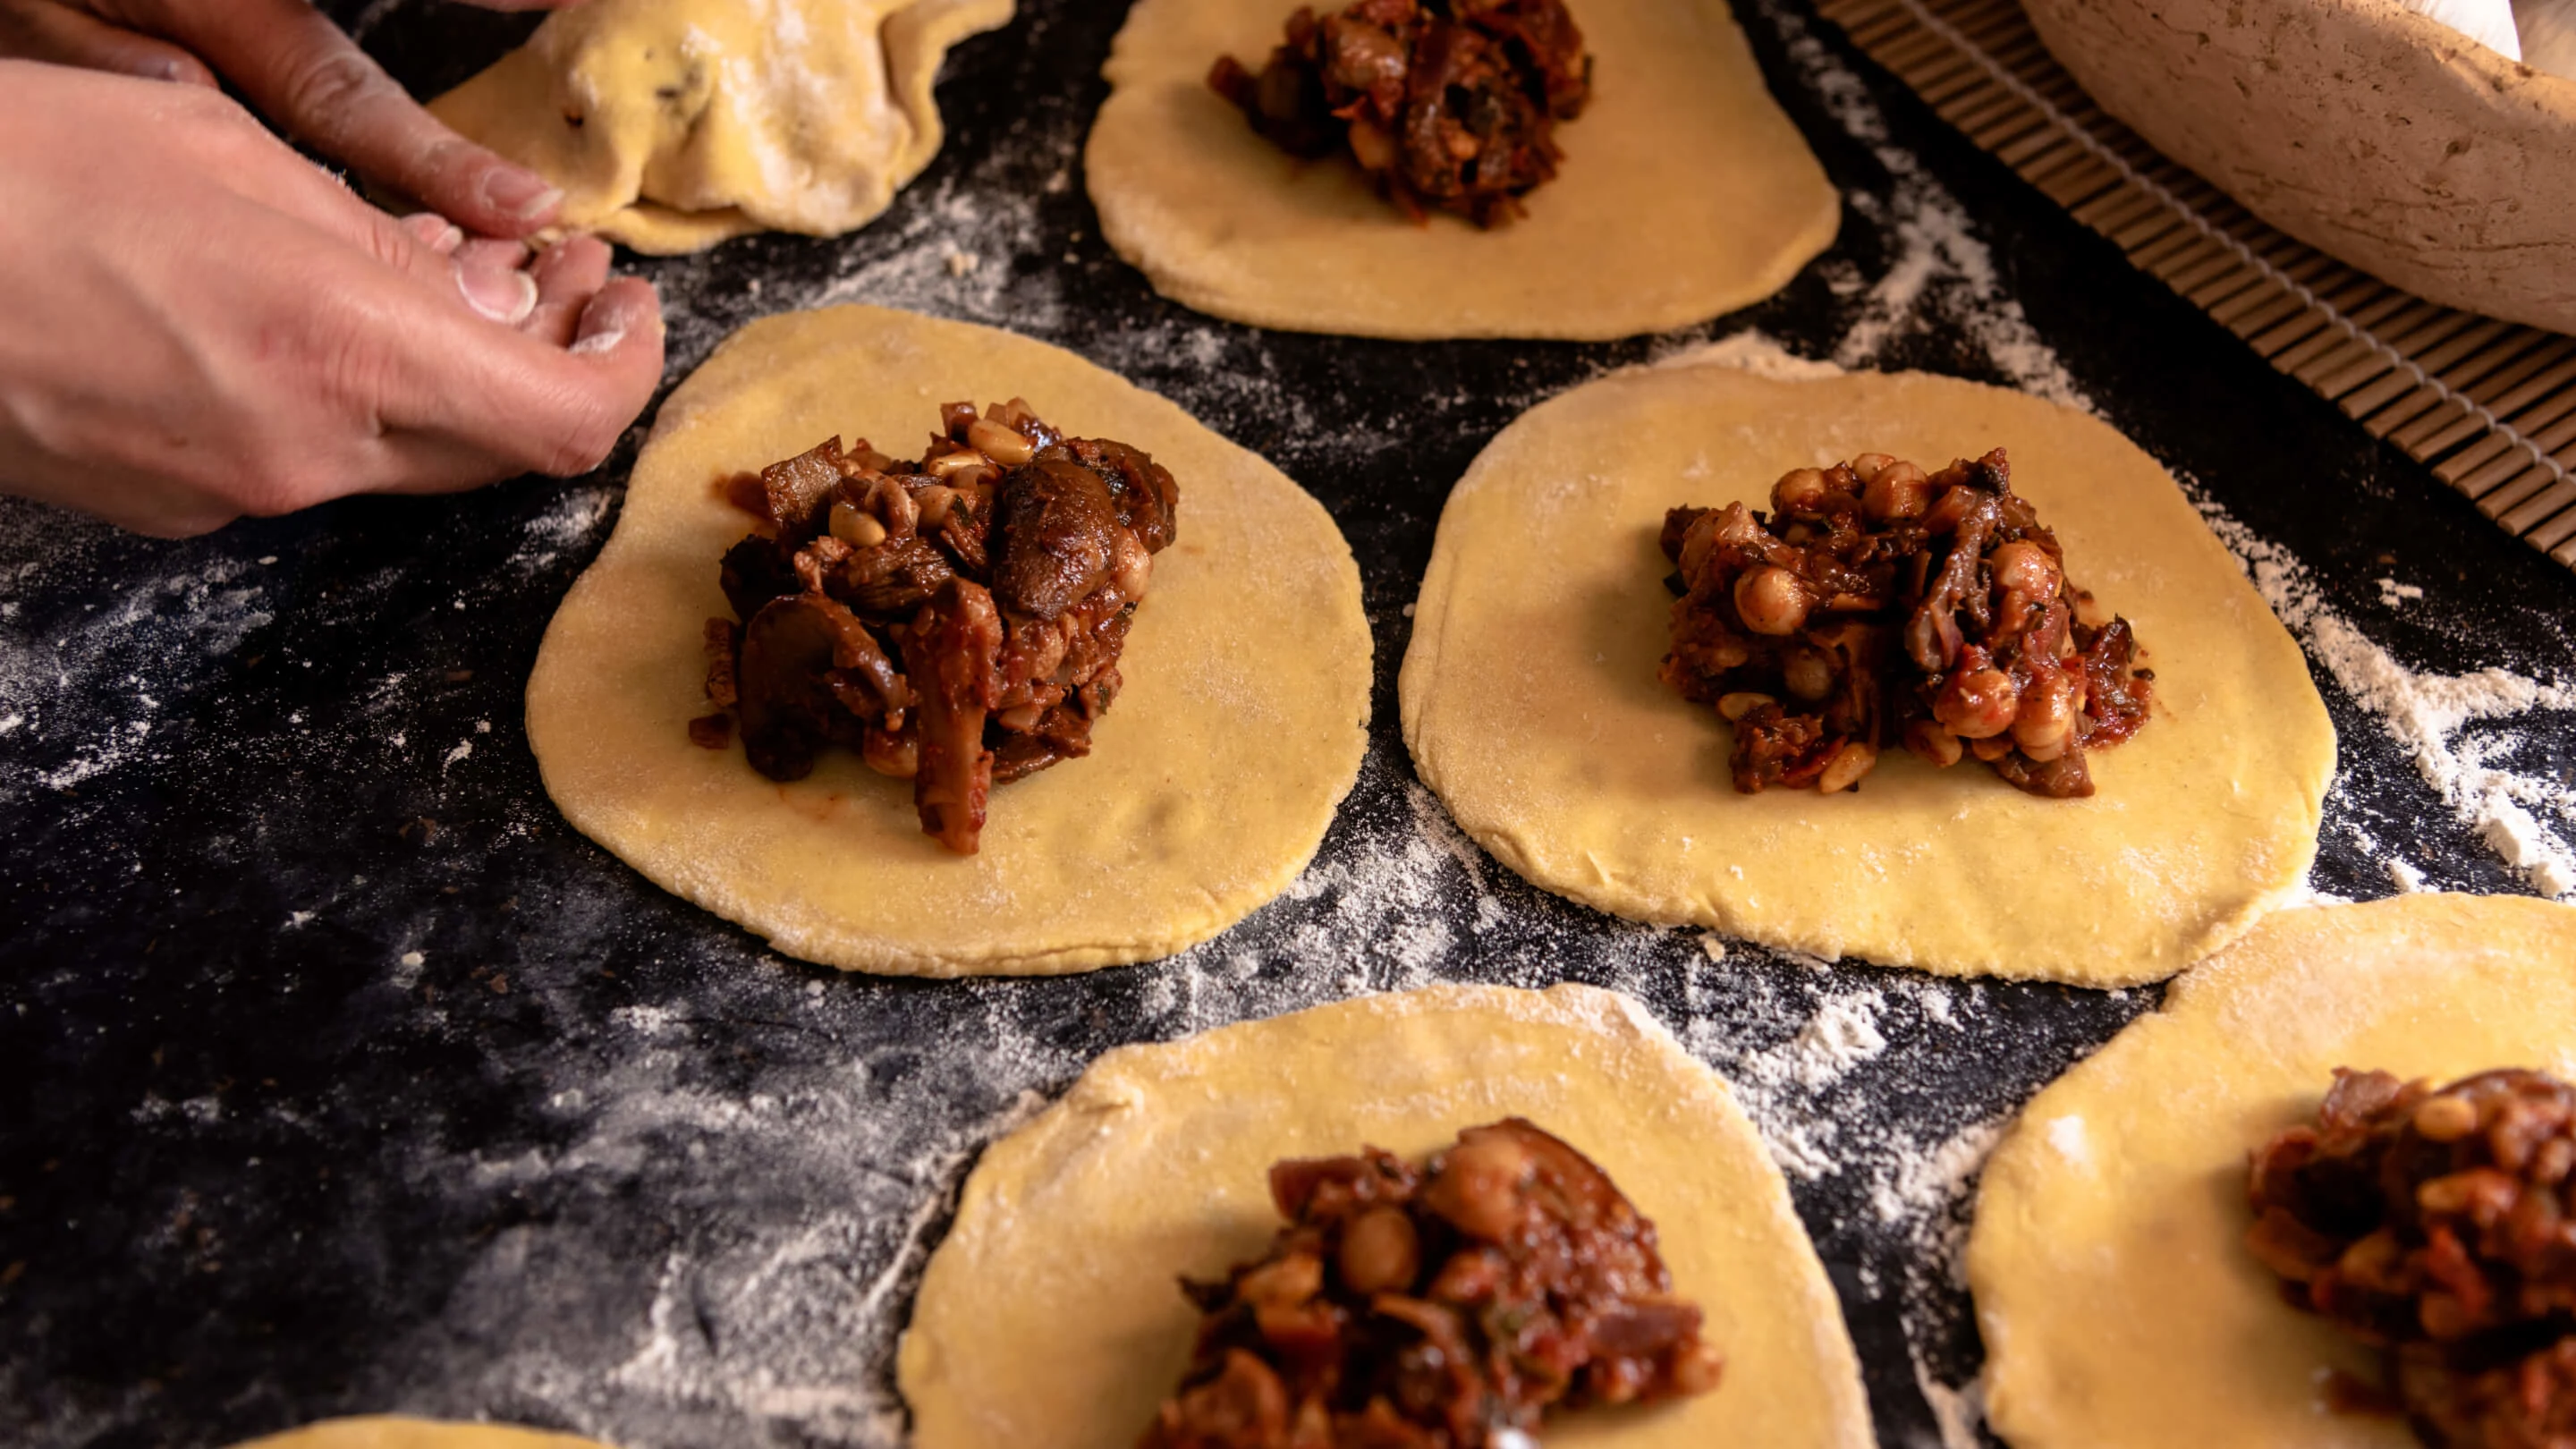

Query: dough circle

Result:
[1967,893,2576,1449]
[897,982,1873,1449]
[525,305,1370,975]
[227,1420,608,1449]
[429,0,1012,255]
[1083,0,1840,340]
[1398,359,2332,984]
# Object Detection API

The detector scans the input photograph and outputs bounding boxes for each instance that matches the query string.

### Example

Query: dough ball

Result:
[429,0,1013,255]
[1969,893,2576,1449]
[896,982,1874,1449]
[1083,0,1839,340]
[227,1421,609,1449]
[1398,356,2332,984]
[525,305,1370,975]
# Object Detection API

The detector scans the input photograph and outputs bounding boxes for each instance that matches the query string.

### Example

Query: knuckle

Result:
[281,47,387,136]
[536,394,623,477]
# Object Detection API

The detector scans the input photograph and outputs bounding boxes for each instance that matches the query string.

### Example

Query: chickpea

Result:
[1733,566,1811,636]
[1424,1133,1532,1242]
[2011,669,2077,758]
[1817,741,1877,793]
[1848,452,1896,484]
[1989,539,2062,601]
[1904,718,1964,767]
[1783,649,1835,701]
[1770,467,1833,514]
[1336,1206,1420,1295]
[1862,460,1931,522]
[1934,665,2021,739]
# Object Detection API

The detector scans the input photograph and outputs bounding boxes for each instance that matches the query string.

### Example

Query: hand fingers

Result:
[0,0,211,83]
[105,0,564,238]
[453,235,530,272]
[352,274,664,498]
[521,235,613,349]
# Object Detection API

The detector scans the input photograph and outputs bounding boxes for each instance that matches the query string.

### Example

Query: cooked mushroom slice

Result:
[735,592,884,781]
[990,458,1121,620]
[901,579,1004,855]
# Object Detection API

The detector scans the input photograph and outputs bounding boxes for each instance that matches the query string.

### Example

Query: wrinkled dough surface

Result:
[229,1419,611,1449]
[897,982,1873,1449]
[1398,361,2332,983]
[430,0,1012,254]
[1083,0,1838,339]
[1970,894,2576,1449]
[524,305,1370,975]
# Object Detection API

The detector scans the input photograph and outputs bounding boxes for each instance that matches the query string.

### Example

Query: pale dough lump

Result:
[429,0,1013,255]
[228,1420,609,1449]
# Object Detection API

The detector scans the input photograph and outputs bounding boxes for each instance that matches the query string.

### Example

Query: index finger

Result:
[114,0,565,238]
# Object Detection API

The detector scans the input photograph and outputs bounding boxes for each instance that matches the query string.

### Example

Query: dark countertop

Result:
[4,1,2573,1445]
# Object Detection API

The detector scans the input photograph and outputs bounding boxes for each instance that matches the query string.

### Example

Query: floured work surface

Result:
[525,306,1369,976]
[1,1,2572,1447]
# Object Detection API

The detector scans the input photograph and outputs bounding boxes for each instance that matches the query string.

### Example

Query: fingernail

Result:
[458,263,538,326]
[572,290,662,356]
[482,167,564,222]
[403,213,465,254]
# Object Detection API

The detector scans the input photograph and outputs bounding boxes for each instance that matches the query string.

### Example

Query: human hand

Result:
[0,61,664,538]
[0,0,584,238]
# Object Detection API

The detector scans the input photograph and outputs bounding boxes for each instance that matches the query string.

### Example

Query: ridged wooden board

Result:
[1812,0,2576,570]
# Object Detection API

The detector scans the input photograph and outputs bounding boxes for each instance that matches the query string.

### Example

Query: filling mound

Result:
[1210,0,1591,227]
[693,400,1178,855]
[1143,1118,1721,1448]
[2251,1068,2576,1449]
[1659,447,2152,799]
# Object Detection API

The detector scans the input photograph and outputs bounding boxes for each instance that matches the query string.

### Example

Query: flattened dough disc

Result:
[1399,360,2332,985]
[525,305,1370,976]
[1084,0,1840,340]
[229,1420,611,1449]
[897,982,1873,1449]
[429,0,1013,255]
[1968,893,2576,1449]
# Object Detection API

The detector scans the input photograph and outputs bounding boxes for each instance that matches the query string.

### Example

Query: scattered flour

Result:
[2194,500,2576,899]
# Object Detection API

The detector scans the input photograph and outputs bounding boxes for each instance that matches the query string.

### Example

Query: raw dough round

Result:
[428,0,1013,255]
[1398,359,2333,984]
[228,1420,608,1449]
[1968,893,2576,1449]
[525,305,1370,975]
[1083,0,1840,340]
[896,982,1873,1449]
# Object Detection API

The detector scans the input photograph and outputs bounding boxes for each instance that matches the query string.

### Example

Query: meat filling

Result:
[691,399,1179,855]
[1141,1118,1723,1449]
[2250,1069,2576,1449]
[1209,0,1591,228]
[1658,448,2152,800]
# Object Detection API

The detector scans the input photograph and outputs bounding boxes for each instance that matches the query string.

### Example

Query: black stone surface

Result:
[4,2,2573,1446]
